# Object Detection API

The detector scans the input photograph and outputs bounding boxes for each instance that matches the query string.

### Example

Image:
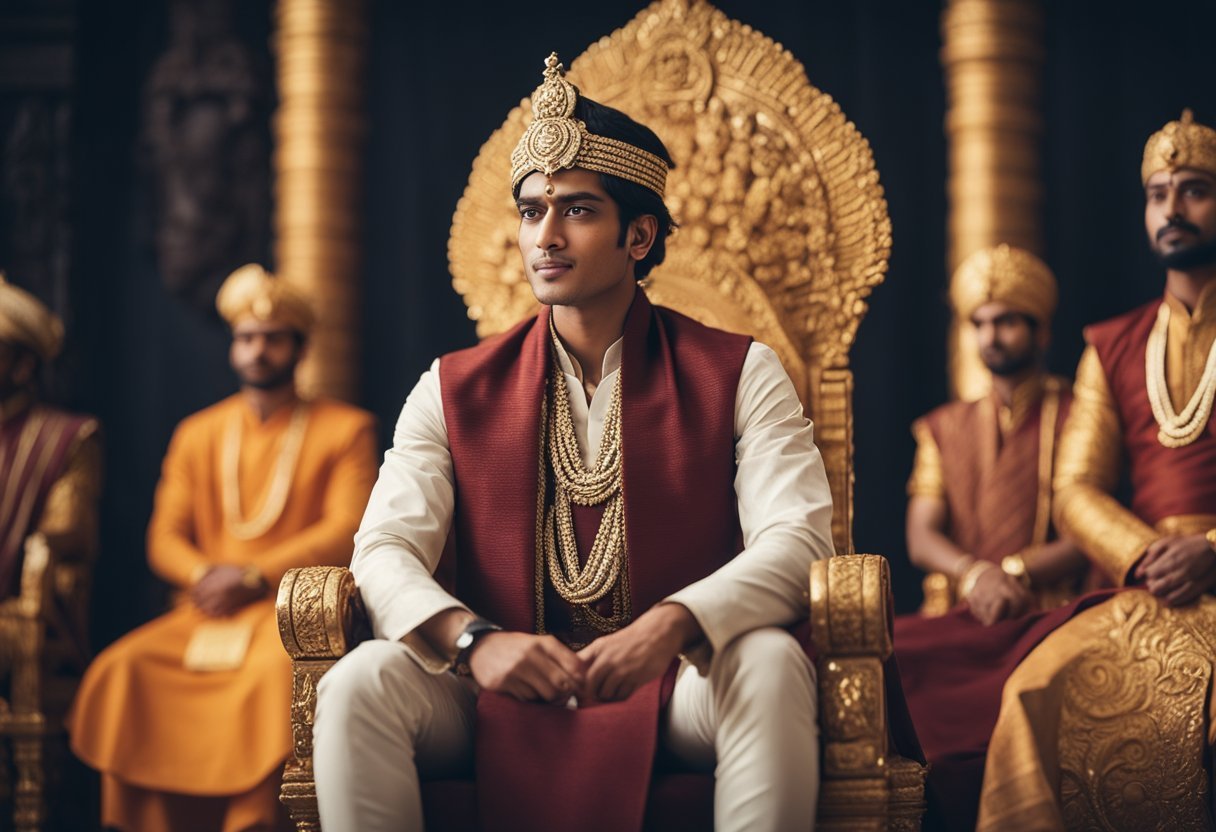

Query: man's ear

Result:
[628,215,659,262]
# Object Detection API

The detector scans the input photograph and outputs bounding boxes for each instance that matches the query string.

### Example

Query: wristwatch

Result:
[453,617,502,675]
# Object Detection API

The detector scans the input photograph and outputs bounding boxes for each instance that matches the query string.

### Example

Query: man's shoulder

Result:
[307,397,376,435]
[1084,298,1159,349]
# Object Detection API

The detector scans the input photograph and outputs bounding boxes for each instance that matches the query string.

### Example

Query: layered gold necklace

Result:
[221,403,310,540]
[542,328,630,633]
[1145,302,1216,448]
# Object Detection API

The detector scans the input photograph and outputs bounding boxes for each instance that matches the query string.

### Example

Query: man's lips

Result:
[532,259,573,277]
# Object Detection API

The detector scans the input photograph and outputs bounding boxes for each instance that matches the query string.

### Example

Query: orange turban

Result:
[215,264,315,333]
[950,244,1057,326]
[0,274,64,362]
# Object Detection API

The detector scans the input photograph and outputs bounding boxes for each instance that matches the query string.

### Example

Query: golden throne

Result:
[277,0,925,828]
[0,527,98,832]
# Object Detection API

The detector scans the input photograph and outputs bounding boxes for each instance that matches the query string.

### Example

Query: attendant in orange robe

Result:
[978,110,1216,830]
[894,245,1091,831]
[69,264,378,832]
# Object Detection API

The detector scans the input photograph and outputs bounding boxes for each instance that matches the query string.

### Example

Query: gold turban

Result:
[950,244,1057,325]
[0,273,64,362]
[215,264,315,333]
[511,53,669,198]
[1141,109,1216,184]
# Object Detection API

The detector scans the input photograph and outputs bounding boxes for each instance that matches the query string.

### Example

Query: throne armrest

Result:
[810,554,925,829]
[277,566,365,660]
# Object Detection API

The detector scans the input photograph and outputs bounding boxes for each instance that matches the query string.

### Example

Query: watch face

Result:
[455,631,474,651]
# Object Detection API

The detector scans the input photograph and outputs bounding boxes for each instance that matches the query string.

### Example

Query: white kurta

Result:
[351,337,835,669]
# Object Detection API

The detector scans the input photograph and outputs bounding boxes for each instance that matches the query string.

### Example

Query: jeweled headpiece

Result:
[216,264,315,334]
[1141,109,1216,184]
[951,244,1057,325]
[510,53,669,199]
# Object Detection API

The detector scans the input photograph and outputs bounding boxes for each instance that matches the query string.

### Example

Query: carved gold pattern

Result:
[810,554,893,659]
[276,566,359,660]
[1056,593,1214,830]
[449,0,890,555]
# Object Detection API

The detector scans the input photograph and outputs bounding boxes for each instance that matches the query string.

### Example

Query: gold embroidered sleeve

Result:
[1053,346,1158,584]
[906,419,945,499]
[36,422,101,563]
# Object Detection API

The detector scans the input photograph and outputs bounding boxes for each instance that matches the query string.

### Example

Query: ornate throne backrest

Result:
[448,0,890,554]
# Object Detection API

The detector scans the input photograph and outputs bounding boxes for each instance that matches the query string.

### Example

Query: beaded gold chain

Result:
[541,329,631,632]
[1145,302,1216,448]
[221,403,310,540]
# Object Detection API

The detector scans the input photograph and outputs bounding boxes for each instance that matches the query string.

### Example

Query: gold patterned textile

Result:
[216,263,316,333]
[1141,108,1216,184]
[1053,346,1158,584]
[510,53,670,199]
[977,591,1216,831]
[0,274,63,361]
[949,244,1057,325]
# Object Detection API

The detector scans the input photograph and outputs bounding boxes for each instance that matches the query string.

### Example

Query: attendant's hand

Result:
[966,567,1033,626]
[467,632,586,704]
[577,603,701,703]
[1135,535,1216,606]
[191,565,265,617]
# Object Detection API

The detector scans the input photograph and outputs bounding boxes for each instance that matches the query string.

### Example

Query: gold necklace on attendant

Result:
[542,322,631,633]
[221,403,310,540]
[1145,302,1216,448]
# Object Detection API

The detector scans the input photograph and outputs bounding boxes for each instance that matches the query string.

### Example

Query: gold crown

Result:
[510,53,669,199]
[951,244,1057,325]
[1141,109,1216,184]
[216,264,315,333]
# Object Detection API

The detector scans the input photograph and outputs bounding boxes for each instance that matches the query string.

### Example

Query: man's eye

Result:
[567,206,588,216]
[520,208,540,220]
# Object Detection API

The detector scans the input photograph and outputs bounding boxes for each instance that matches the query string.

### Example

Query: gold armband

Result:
[1001,553,1031,588]
[959,561,995,600]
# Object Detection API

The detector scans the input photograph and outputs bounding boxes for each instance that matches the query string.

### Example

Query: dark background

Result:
[6,0,1216,653]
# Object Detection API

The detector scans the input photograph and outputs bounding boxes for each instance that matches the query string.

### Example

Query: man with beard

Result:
[70,264,377,832]
[892,245,1091,830]
[976,110,1216,828]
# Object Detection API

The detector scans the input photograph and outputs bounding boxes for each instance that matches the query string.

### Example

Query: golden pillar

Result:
[272,0,367,401]
[941,0,1044,399]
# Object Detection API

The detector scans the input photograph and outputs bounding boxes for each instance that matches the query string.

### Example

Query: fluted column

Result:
[941,0,1044,400]
[272,0,367,401]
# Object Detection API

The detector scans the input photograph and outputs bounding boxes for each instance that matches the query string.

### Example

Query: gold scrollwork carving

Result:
[1056,593,1214,831]
[277,566,359,659]
[810,555,892,659]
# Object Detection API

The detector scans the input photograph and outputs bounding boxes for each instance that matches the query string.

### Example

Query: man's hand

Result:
[966,566,1033,626]
[577,603,702,703]
[467,632,586,704]
[1135,534,1216,606]
[190,565,265,617]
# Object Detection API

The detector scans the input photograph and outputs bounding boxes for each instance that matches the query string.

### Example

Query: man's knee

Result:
[316,639,427,729]
[713,628,816,698]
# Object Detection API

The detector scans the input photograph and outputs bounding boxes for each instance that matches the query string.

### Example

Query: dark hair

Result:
[514,96,678,280]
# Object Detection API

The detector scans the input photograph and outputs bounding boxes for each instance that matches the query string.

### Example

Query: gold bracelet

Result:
[959,560,995,600]
[1205,529,1216,552]
[1001,553,1031,588]
[951,555,976,580]
[241,565,266,591]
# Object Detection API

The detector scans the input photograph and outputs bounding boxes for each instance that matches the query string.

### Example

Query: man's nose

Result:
[535,212,564,250]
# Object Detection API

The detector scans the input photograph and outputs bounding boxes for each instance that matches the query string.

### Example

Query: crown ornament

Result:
[510,53,670,198]
[1141,109,1216,184]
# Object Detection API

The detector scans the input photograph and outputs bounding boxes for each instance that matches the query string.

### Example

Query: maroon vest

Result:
[438,290,751,832]
[1088,299,1216,525]
[439,289,750,636]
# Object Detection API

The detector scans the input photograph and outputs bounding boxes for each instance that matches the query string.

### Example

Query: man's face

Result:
[229,319,303,391]
[1145,168,1216,270]
[971,301,1041,378]
[516,168,641,309]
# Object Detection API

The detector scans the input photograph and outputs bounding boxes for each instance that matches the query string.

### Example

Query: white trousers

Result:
[313,627,819,832]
